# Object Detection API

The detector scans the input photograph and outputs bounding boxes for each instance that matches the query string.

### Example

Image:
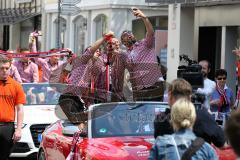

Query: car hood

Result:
[79,136,155,160]
[23,105,59,124]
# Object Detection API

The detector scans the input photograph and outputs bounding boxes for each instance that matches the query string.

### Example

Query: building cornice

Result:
[44,3,167,14]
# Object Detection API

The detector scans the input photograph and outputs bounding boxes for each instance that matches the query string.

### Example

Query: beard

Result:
[202,72,207,78]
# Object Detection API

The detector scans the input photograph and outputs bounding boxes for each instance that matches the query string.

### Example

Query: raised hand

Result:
[104,31,114,39]
[131,7,146,19]
[233,47,240,58]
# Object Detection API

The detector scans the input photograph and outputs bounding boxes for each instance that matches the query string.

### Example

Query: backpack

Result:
[181,137,205,160]
[172,136,205,160]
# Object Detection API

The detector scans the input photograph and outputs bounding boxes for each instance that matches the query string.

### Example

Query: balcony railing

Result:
[0,0,41,24]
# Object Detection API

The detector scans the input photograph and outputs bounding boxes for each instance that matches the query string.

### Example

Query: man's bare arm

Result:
[13,104,24,142]
[132,8,154,37]
[89,31,114,54]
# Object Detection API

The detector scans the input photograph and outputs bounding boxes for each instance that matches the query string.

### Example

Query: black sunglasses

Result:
[217,77,226,80]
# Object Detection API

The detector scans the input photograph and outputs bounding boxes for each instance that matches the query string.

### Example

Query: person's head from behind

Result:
[0,55,12,80]
[120,30,136,49]
[168,78,192,107]
[225,109,240,157]
[199,60,211,78]
[215,69,227,88]
[171,98,196,131]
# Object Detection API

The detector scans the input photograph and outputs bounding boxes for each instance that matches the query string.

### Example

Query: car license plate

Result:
[38,134,42,143]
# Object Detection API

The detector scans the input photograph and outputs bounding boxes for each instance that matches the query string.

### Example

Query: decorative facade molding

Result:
[0,0,41,24]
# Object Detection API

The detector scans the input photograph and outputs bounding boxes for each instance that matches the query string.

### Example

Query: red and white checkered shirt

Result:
[69,48,94,87]
[67,49,128,102]
[66,48,95,102]
[125,34,162,91]
[99,53,128,100]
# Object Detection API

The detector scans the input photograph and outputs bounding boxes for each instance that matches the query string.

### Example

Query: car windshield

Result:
[91,102,169,138]
[22,83,66,105]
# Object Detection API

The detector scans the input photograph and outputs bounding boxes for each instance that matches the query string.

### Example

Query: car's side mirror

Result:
[62,125,87,137]
[62,125,79,136]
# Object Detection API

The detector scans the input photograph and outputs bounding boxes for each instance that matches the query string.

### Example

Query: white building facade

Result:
[42,0,168,55]
[0,0,168,54]
[147,0,240,96]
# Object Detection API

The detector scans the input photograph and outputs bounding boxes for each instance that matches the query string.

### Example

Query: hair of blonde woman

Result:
[171,98,196,131]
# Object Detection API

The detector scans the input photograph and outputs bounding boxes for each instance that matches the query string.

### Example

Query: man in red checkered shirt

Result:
[67,32,126,105]
[90,37,128,102]
[121,7,164,101]
[65,35,108,105]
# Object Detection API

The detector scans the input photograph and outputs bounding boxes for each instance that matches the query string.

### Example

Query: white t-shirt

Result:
[197,78,216,110]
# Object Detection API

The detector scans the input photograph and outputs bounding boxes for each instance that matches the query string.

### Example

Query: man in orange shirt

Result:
[0,55,26,160]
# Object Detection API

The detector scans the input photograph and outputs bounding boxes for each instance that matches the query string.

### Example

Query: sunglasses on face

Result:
[217,77,226,80]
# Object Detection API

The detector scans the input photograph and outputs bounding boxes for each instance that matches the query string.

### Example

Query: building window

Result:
[54,17,66,49]
[73,15,87,55]
[94,14,107,41]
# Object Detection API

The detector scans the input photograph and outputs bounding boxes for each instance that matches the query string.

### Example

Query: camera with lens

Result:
[177,55,205,103]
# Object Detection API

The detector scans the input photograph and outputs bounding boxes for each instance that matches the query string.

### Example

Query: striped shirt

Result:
[9,64,22,83]
[68,49,128,102]
[13,61,39,83]
[34,58,64,82]
[125,34,162,91]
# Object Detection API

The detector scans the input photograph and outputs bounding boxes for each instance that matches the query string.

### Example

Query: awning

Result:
[0,8,40,25]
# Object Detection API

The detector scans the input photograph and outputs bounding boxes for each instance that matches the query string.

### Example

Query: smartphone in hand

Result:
[131,7,138,18]
[131,7,138,12]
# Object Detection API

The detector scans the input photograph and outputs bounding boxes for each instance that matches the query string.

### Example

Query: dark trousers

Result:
[0,123,14,160]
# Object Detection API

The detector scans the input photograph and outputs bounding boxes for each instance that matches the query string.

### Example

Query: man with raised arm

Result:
[121,8,164,101]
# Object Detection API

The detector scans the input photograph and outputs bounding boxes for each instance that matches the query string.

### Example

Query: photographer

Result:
[121,7,164,101]
[196,60,216,110]
[154,78,225,148]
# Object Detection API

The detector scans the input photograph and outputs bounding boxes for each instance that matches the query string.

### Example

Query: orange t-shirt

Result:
[0,77,26,122]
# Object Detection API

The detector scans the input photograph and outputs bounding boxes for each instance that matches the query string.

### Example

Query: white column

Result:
[69,17,74,51]
[221,26,226,69]
[167,3,181,83]
[0,25,3,49]
[41,11,47,51]
[46,13,53,50]
[85,10,93,47]
[193,9,199,61]
[65,14,71,48]
[9,23,20,50]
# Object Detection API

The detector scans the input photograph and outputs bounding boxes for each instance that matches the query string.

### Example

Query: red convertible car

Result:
[38,102,236,160]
